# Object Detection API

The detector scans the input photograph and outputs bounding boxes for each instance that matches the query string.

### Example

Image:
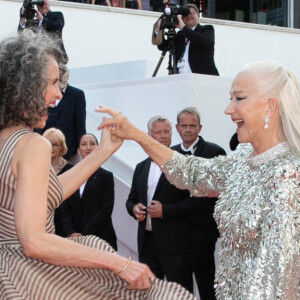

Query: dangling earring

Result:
[264,116,269,130]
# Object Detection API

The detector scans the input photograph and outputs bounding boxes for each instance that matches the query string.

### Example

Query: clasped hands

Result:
[134,201,163,221]
[96,106,138,147]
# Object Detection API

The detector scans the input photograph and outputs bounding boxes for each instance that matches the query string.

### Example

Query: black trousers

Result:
[139,231,193,293]
[192,239,217,300]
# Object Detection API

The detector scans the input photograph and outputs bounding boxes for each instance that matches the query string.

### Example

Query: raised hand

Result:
[99,120,123,154]
[96,106,140,141]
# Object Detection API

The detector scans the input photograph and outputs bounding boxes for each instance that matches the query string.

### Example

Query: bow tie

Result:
[181,150,192,155]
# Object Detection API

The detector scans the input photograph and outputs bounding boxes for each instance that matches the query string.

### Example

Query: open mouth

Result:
[48,101,55,108]
[235,120,244,126]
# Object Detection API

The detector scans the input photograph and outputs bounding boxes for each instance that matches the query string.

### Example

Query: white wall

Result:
[1,0,300,79]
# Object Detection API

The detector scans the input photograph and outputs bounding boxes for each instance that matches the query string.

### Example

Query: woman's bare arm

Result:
[96,106,173,167]
[12,133,154,289]
[58,126,122,200]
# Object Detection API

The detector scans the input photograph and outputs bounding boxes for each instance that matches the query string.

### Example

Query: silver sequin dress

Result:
[162,142,300,300]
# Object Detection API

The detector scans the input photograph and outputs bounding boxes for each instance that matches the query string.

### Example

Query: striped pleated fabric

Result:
[0,129,197,300]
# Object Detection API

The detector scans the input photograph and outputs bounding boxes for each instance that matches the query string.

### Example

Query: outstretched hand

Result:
[99,120,123,154]
[95,106,140,141]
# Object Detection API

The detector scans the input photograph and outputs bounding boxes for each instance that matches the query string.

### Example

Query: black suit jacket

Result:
[42,11,67,60]
[175,24,219,76]
[40,84,86,159]
[126,158,191,254]
[18,10,68,60]
[57,168,117,250]
[171,136,226,241]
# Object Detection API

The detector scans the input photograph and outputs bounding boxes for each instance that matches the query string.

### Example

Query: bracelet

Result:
[112,256,131,275]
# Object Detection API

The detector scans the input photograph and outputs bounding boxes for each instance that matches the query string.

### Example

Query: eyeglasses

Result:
[51,143,61,148]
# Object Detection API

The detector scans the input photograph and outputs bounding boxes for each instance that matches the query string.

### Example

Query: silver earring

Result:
[264,116,269,129]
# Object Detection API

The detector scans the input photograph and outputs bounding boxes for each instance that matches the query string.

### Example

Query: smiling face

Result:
[182,7,200,29]
[225,73,269,149]
[78,134,98,159]
[35,56,62,129]
[37,0,50,15]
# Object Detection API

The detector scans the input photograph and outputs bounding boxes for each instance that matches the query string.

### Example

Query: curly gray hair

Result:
[0,30,65,130]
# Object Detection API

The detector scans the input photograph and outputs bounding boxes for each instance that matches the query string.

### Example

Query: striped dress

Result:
[0,129,196,300]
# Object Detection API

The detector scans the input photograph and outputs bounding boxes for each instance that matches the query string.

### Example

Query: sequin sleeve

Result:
[161,150,230,197]
[249,165,300,299]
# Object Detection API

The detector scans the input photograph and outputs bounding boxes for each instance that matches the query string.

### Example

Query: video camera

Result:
[21,0,44,20]
[160,3,189,29]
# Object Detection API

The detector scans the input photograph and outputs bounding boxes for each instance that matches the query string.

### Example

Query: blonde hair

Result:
[43,128,68,156]
[239,60,300,153]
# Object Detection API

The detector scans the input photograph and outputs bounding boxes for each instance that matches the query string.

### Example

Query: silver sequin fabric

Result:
[162,142,300,299]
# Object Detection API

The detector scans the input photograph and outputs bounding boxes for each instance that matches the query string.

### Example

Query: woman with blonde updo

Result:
[43,128,73,175]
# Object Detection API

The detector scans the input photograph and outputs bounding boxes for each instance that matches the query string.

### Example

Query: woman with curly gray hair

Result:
[0,31,196,300]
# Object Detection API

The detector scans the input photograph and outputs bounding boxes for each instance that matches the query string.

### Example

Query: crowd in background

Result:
[58,0,205,14]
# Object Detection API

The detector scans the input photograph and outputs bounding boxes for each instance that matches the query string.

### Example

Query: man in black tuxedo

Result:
[38,67,86,161]
[174,4,219,75]
[18,0,68,60]
[172,107,226,300]
[126,116,193,293]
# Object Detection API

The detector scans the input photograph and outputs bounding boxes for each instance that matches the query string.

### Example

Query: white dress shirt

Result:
[146,161,162,231]
[180,136,199,155]
[178,25,196,74]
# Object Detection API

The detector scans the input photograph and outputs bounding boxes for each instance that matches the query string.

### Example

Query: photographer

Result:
[18,0,68,61]
[152,3,219,76]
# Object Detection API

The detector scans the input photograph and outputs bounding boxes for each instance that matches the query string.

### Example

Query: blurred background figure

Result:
[122,0,142,10]
[43,128,74,236]
[229,132,239,151]
[56,133,118,250]
[91,0,112,6]
[43,128,73,175]
[18,0,68,61]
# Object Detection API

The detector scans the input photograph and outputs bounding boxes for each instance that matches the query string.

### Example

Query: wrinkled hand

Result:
[133,203,146,222]
[99,122,123,155]
[147,200,162,218]
[96,106,139,141]
[115,257,156,290]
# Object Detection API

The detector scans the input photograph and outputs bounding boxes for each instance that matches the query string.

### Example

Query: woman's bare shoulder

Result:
[14,132,51,164]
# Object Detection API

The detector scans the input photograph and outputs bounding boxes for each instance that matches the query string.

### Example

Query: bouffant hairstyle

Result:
[0,30,65,130]
[43,128,68,156]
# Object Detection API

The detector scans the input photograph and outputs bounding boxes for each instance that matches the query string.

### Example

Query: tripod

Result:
[152,27,178,77]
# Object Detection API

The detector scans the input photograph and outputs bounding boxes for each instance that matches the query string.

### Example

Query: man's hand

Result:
[176,15,185,29]
[35,9,43,22]
[133,203,146,222]
[147,200,162,218]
